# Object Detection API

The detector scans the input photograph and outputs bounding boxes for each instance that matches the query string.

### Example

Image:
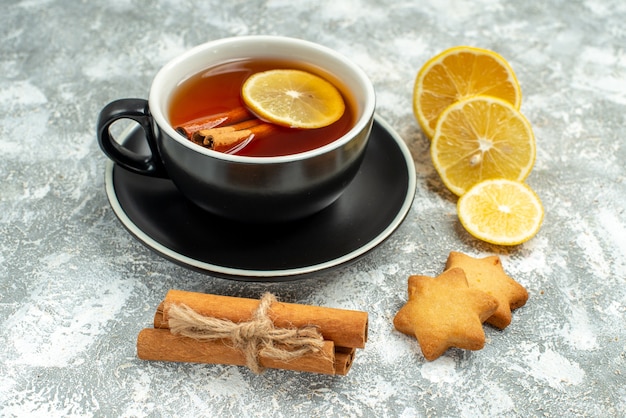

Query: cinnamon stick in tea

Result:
[175,106,253,137]
[193,120,279,152]
[155,290,368,349]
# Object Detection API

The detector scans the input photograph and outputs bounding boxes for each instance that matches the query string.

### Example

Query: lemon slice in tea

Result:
[457,179,544,246]
[242,69,345,129]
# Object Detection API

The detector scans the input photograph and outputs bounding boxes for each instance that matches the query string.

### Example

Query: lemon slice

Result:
[431,95,535,196]
[414,46,521,139]
[457,179,544,246]
[241,69,345,129]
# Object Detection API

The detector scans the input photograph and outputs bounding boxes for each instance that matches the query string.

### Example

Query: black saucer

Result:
[104,115,416,281]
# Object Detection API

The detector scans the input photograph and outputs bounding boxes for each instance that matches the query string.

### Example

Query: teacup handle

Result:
[96,98,167,177]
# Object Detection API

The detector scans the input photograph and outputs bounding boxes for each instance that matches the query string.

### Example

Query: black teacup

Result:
[97,36,375,222]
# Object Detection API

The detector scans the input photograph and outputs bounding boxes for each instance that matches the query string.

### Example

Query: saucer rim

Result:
[104,114,416,280]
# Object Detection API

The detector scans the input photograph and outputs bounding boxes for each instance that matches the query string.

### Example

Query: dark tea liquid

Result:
[168,58,356,157]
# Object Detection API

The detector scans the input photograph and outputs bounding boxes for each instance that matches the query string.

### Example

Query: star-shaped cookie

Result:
[393,268,499,361]
[445,251,529,329]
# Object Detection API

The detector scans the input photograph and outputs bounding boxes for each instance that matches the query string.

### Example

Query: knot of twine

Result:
[167,292,325,374]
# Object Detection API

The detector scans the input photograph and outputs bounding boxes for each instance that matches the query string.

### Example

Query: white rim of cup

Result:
[149,35,376,164]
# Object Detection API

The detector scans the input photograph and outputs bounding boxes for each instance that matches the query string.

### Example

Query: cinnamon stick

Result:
[155,290,368,349]
[334,346,356,376]
[137,328,342,375]
[192,120,278,152]
[175,106,253,137]
[196,118,262,137]
[176,107,282,153]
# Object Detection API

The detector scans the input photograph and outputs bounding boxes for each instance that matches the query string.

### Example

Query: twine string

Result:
[167,292,325,374]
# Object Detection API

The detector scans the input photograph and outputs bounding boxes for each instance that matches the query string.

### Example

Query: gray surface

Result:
[1,1,625,417]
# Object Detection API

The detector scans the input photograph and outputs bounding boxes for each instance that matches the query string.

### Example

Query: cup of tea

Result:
[97,35,376,222]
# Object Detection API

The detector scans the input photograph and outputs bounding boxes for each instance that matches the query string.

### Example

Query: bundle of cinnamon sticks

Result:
[137,290,368,375]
